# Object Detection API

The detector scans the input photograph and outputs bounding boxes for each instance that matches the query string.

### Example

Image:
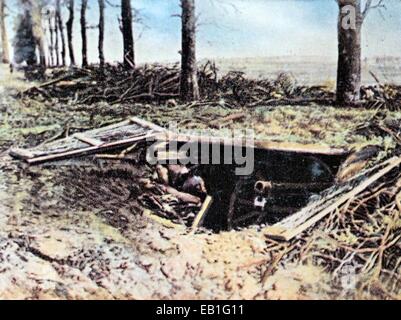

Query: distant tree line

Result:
[0,0,134,70]
[0,0,388,104]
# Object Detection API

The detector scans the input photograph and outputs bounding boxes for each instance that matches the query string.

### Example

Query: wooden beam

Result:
[95,154,135,160]
[9,148,35,160]
[9,119,138,161]
[9,117,166,163]
[130,116,166,132]
[25,133,157,164]
[154,132,348,156]
[191,196,213,232]
[73,133,103,146]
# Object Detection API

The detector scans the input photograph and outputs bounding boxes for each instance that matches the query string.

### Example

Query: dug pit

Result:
[142,141,347,233]
[19,142,349,235]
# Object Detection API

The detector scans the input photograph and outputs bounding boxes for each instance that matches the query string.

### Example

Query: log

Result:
[141,179,201,204]
[159,184,201,205]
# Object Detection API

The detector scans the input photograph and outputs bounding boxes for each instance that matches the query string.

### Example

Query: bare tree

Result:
[47,15,54,66]
[55,13,60,65]
[30,0,47,67]
[66,0,76,65]
[98,0,105,67]
[336,0,384,104]
[121,0,134,68]
[80,0,88,67]
[180,0,200,101]
[56,0,66,66]
[16,0,46,67]
[0,0,10,64]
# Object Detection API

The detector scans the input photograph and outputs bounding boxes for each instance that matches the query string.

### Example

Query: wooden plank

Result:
[9,117,165,163]
[9,148,35,160]
[154,132,348,156]
[95,154,135,160]
[262,226,289,241]
[73,134,103,146]
[9,119,136,161]
[26,133,157,164]
[264,156,401,241]
[130,116,166,132]
[88,119,132,135]
[191,196,213,232]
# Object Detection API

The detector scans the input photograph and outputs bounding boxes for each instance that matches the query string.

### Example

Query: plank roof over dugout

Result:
[9,117,165,164]
[9,116,349,164]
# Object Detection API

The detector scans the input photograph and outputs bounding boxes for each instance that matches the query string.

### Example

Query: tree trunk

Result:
[180,0,200,101]
[80,0,88,67]
[54,14,60,66]
[0,0,10,64]
[336,0,362,105]
[66,0,76,65]
[56,0,66,66]
[121,0,134,68]
[98,0,105,68]
[48,15,55,66]
[31,1,46,67]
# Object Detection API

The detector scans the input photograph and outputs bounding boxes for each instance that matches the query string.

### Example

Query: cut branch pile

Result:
[261,145,401,298]
[20,63,401,110]
[20,63,334,108]
[301,162,401,298]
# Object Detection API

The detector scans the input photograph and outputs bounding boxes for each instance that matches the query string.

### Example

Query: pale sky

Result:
[4,0,401,64]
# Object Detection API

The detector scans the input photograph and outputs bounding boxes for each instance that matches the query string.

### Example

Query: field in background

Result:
[208,56,401,87]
